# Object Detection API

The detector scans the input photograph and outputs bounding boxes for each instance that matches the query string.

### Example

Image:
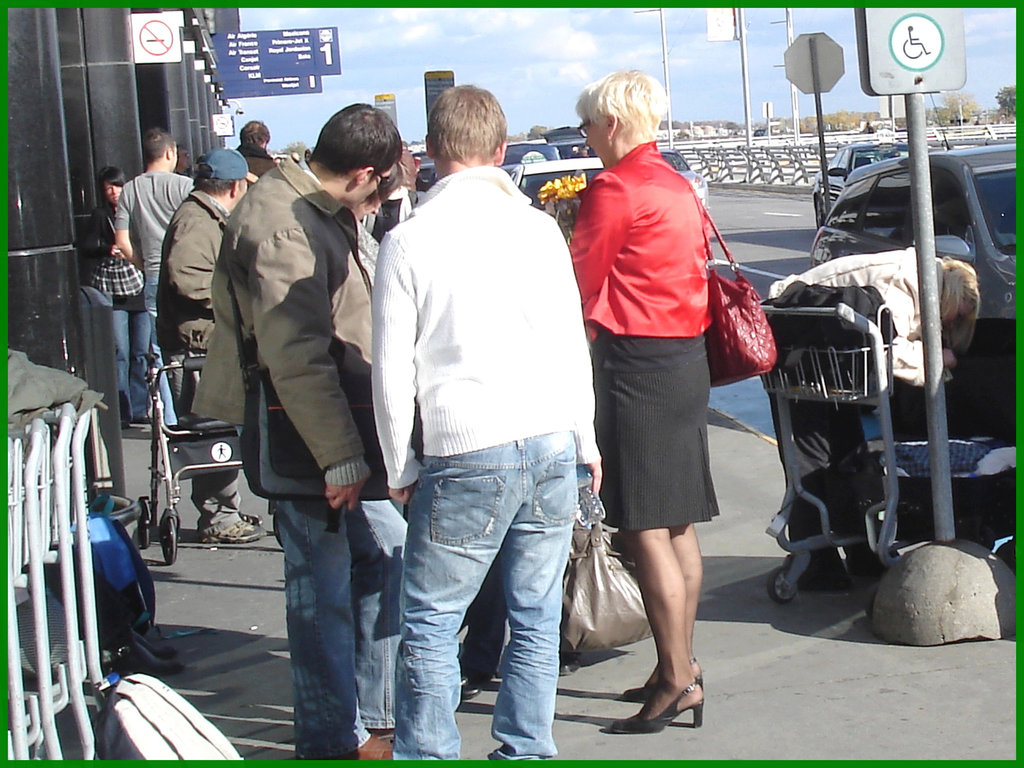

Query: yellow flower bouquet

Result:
[537,174,587,242]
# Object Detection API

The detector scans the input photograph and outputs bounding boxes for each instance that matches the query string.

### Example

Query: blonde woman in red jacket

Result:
[570,70,718,735]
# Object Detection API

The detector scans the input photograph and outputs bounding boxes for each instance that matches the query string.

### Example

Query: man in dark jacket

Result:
[236,119,276,178]
[195,104,402,760]
[157,148,260,544]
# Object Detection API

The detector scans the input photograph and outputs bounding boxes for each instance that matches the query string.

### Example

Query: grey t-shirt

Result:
[114,171,195,279]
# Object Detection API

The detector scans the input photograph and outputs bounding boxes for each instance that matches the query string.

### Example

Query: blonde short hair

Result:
[427,85,507,165]
[575,70,666,146]
[939,257,980,353]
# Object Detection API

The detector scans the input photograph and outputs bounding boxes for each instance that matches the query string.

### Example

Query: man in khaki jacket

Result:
[157,148,259,544]
[194,104,401,759]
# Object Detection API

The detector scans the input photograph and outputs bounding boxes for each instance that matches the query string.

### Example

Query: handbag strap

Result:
[699,203,740,275]
[225,277,260,393]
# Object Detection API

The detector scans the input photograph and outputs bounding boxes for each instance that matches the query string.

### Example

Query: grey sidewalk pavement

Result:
[117,408,1015,760]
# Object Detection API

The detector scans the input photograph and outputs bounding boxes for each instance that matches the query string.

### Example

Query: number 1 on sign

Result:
[320,42,333,66]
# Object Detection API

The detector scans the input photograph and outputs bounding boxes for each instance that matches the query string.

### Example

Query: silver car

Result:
[660,149,710,210]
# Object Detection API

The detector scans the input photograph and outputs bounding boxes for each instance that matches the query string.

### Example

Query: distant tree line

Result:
[478,85,1016,145]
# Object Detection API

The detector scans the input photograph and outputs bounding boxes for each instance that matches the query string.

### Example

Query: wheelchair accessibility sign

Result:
[211,442,234,462]
[890,14,942,72]
[856,8,965,95]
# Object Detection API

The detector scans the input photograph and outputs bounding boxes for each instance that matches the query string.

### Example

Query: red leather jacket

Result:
[570,142,711,339]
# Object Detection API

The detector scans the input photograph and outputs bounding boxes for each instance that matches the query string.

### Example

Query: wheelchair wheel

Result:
[767,565,797,604]
[159,511,179,565]
[137,496,152,549]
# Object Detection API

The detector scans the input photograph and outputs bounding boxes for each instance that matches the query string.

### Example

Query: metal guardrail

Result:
[665,123,1016,187]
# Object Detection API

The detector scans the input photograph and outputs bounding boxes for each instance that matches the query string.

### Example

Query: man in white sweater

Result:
[371,85,601,760]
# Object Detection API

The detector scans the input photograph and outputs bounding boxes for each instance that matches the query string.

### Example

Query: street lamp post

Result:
[738,8,753,147]
[636,8,674,148]
[785,9,800,144]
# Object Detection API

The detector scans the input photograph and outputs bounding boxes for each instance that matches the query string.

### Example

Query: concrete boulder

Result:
[871,540,1016,646]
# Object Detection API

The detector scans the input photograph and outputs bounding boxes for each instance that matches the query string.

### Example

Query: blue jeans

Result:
[461,555,507,678]
[144,277,177,425]
[347,499,406,730]
[393,432,576,760]
[111,307,150,422]
[275,497,368,758]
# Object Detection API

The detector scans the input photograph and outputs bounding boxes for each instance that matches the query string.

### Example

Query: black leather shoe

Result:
[460,671,491,701]
[608,681,704,734]
[559,652,581,676]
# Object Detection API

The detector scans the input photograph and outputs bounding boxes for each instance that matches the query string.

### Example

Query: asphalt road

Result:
[704,187,818,439]
[706,186,817,295]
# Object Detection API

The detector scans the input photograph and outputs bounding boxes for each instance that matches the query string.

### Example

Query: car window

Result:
[861,171,911,243]
[830,148,849,170]
[661,152,690,172]
[554,143,590,159]
[825,175,874,231]
[973,168,1016,254]
[931,169,972,242]
[504,144,559,165]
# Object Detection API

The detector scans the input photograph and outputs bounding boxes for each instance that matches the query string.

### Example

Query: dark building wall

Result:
[8,8,83,375]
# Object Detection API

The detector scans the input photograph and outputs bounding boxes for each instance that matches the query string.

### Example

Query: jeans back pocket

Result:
[429,474,506,546]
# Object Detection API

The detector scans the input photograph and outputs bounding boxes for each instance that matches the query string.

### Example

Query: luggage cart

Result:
[760,302,901,603]
[137,357,244,565]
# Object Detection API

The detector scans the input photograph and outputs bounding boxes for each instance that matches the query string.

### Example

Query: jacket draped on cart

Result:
[768,248,941,387]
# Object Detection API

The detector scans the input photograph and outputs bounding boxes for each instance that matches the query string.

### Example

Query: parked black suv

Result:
[810,144,1016,443]
[811,144,1015,319]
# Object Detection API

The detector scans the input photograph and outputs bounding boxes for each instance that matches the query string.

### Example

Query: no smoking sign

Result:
[131,11,183,64]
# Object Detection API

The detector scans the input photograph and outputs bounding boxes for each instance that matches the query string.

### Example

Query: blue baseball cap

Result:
[195,148,249,180]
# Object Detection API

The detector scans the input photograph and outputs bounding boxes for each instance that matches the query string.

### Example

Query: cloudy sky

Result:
[230,7,1016,149]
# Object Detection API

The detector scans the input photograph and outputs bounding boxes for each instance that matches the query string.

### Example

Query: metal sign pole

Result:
[904,91,956,541]
[786,9,801,144]
[809,36,828,183]
[738,8,753,147]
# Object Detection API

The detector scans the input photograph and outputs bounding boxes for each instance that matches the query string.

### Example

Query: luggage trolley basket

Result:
[137,356,243,564]
[760,301,902,603]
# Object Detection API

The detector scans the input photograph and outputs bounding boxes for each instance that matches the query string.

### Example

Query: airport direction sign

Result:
[424,70,455,121]
[213,27,339,97]
[220,73,323,99]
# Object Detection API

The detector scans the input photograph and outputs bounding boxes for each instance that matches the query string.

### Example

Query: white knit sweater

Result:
[371,166,600,489]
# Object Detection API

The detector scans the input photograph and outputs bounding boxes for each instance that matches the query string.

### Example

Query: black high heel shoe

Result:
[619,657,703,703]
[608,680,704,734]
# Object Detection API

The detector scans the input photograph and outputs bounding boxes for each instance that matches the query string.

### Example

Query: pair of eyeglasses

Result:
[578,120,591,138]
[374,170,392,186]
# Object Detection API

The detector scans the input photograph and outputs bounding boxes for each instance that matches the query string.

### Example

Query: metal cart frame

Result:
[761,302,902,603]
[137,357,244,564]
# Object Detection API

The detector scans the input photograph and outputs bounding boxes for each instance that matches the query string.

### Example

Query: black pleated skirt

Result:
[592,331,720,531]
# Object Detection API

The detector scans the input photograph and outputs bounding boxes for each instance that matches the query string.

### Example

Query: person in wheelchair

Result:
[766,248,979,589]
[156,148,262,544]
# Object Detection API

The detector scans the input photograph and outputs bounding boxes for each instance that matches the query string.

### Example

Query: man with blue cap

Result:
[157,147,261,544]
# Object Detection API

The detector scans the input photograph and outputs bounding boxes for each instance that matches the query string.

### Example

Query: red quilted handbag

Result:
[701,210,778,387]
